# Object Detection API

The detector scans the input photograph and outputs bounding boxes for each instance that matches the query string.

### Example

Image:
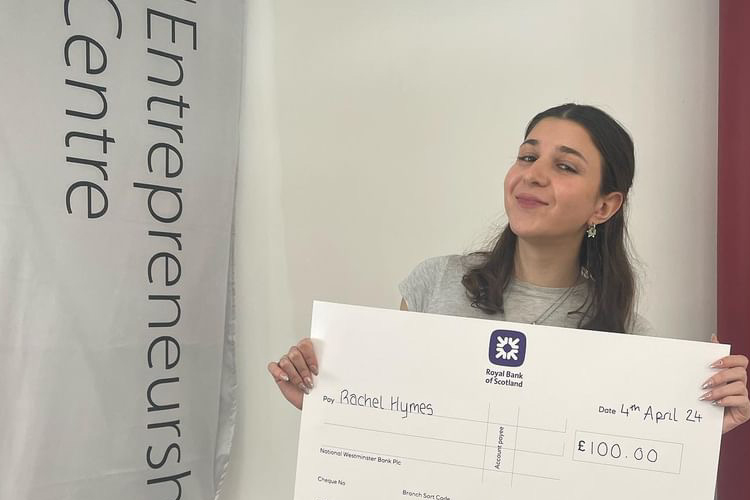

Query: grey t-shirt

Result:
[398,255,653,335]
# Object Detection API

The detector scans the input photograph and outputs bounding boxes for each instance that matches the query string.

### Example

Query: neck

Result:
[514,235,582,288]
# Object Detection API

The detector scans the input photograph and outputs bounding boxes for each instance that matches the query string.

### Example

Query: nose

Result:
[521,158,549,187]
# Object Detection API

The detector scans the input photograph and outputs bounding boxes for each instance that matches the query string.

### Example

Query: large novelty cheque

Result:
[293,302,727,500]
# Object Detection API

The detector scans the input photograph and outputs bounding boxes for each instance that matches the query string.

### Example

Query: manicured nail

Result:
[305,377,313,389]
[298,383,309,394]
[712,399,722,406]
[280,373,289,382]
[699,391,712,401]
[710,359,723,368]
[311,366,319,375]
[702,380,713,390]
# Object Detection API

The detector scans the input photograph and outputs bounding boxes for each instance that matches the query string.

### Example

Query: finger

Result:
[267,361,290,383]
[268,361,304,410]
[700,381,748,402]
[712,395,750,409]
[279,355,308,394]
[711,354,749,369]
[289,346,314,389]
[711,334,718,343]
[297,338,319,375]
[703,367,748,389]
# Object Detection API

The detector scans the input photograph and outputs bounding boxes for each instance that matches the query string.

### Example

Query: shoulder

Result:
[412,255,456,274]
[398,255,465,312]
[405,254,482,283]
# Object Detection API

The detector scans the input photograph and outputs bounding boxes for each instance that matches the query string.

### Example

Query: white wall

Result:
[221,1,718,498]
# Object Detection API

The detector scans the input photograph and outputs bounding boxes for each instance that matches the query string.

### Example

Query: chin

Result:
[508,220,560,241]
[507,220,538,238]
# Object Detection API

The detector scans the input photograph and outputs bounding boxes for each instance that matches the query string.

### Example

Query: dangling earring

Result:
[583,224,597,281]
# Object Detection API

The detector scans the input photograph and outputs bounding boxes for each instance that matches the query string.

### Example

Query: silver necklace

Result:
[531,285,577,325]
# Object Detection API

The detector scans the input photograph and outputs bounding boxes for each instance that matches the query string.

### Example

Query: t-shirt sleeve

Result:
[398,256,450,312]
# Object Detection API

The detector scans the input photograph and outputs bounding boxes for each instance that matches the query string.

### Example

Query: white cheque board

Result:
[294,301,727,500]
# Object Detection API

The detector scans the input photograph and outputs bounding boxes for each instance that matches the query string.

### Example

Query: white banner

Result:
[0,2,245,499]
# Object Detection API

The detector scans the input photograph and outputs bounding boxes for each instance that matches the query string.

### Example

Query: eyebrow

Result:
[521,139,588,166]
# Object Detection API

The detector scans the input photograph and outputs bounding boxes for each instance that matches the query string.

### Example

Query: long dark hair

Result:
[461,103,636,333]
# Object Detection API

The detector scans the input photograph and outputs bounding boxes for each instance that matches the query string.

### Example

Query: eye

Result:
[518,155,578,173]
[557,163,578,173]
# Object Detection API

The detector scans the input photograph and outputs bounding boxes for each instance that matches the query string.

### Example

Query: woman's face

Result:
[504,117,615,242]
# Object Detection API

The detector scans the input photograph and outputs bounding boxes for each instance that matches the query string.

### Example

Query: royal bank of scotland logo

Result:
[489,330,527,367]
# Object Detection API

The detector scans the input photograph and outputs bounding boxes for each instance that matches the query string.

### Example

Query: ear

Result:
[589,192,623,225]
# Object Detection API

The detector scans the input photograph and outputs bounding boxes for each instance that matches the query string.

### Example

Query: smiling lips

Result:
[515,194,548,209]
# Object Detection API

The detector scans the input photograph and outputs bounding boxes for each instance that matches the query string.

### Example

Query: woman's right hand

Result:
[267,338,318,410]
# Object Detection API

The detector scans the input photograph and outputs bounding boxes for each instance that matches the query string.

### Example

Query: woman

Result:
[267,103,749,435]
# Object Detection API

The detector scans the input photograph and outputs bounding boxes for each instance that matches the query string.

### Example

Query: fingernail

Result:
[699,391,712,401]
[710,360,723,368]
[702,380,713,390]
[298,383,308,394]
[311,366,319,375]
[305,377,313,389]
[280,373,289,382]
[712,399,722,406]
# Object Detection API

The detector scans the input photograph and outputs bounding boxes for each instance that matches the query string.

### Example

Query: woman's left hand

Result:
[701,335,750,434]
